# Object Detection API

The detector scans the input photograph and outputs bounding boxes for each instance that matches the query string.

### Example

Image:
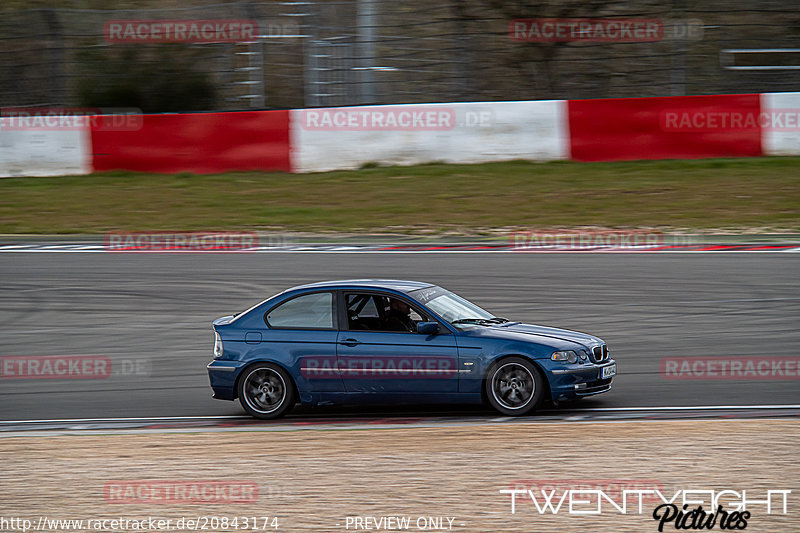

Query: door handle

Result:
[340,338,361,347]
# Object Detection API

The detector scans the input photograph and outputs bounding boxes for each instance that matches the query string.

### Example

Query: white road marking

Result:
[1,405,798,425]
[568,404,800,411]
[0,244,799,254]
[0,248,800,254]
[0,415,249,424]
[0,416,794,439]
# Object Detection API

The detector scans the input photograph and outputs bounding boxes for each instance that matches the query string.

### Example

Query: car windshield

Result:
[408,286,496,325]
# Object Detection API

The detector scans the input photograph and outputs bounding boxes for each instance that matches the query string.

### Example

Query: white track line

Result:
[2,405,798,425]
[0,415,249,425]
[1,245,800,254]
[556,404,800,411]
[1,250,799,254]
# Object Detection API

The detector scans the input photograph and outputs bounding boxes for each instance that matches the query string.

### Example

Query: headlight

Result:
[551,350,578,363]
[213,331,223,358]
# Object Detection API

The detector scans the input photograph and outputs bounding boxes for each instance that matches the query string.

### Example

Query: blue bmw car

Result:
[207,280,616,419]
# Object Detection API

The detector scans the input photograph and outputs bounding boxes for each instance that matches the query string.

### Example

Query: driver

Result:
[385,298,415,332]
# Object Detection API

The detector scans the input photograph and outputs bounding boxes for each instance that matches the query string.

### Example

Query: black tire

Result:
[485,357,544,416]
[237,363,295,419]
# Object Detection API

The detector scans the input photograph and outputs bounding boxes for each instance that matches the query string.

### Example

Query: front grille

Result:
[592,345,608,363]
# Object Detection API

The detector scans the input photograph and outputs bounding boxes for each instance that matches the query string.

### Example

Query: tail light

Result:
[213,331,223,358]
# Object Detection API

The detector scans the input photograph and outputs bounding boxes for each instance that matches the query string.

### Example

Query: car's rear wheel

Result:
[485,357,544,416]
[238,363,295,419]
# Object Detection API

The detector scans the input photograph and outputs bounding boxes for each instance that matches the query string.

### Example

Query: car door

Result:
[264,290,344,393]
[335,291,459,393]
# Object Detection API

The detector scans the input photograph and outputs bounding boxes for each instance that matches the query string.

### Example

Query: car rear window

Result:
[266,292,334,329]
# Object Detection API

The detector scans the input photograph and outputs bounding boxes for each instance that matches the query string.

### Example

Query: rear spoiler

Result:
[212,315,236,327]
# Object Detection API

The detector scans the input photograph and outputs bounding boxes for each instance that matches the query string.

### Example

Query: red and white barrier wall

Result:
[289,101,570,172]
[569,94,763,162]
[1,92,799,176]
[90,110,291,174]
[761,92,800,156]
[0,118,91,177]
[0,111,290,177]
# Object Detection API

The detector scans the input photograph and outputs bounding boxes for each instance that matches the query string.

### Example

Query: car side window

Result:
[266,292,334,329]
[346,294,382,331]
[346,293,426,332]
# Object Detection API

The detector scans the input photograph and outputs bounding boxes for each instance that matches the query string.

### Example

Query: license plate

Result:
[601,364,617,379]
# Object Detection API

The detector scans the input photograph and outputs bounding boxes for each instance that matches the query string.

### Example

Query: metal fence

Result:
[1,0,799,111]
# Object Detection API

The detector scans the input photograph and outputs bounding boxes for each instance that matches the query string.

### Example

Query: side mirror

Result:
[416,321,440,335]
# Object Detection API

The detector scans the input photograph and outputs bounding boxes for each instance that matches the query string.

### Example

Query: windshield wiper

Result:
[451,318,492,325]
[451,317,509,325]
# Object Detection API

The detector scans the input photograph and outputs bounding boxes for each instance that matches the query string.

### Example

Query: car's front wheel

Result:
[238,363,295,419]
[485,357,544,416]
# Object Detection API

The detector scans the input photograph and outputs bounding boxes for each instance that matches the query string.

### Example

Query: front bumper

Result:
[547,359,616,402]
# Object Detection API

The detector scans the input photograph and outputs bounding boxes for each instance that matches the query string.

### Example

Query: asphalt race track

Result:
[1,252,798,422]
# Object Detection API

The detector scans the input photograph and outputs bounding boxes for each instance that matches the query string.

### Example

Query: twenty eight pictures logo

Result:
[504,479,664,514]
[499,485,791,523]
